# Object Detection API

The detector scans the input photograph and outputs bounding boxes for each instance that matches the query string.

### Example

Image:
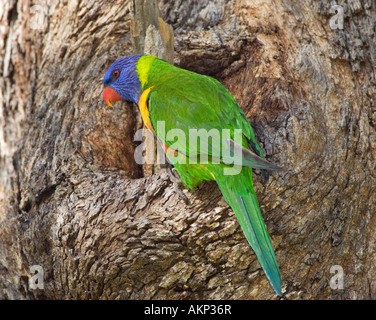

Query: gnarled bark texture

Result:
[1,0,375,299]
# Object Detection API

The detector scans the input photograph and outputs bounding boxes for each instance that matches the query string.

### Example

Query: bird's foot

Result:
[167,167,190,205]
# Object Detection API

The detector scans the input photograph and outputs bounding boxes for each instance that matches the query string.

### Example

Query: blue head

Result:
[103,54,143,105]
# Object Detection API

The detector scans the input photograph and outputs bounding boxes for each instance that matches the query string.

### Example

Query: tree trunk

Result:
[1,0,375,300]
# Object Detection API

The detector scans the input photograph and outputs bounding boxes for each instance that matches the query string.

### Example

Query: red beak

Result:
[103,87,122,107]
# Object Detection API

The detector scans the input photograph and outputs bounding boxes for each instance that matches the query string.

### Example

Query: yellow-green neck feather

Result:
[136,55,157,89]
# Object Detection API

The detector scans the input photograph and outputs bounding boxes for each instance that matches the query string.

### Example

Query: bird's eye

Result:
[112,70,120,79]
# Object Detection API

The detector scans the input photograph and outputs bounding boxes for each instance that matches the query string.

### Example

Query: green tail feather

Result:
[213,167,282,296]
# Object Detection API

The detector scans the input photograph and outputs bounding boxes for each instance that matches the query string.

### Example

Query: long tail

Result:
[213,167,282,296]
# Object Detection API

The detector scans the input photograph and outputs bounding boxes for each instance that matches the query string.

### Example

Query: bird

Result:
[102,54,283,296]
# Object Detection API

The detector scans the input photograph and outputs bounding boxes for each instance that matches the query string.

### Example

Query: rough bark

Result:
[0,0,375,300]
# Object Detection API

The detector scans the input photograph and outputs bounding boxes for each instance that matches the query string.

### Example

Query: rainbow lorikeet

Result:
[102,54,282,296]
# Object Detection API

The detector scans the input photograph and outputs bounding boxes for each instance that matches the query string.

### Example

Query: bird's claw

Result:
[167,167,190,205]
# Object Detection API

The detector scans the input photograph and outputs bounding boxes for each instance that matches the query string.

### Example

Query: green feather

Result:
[210,165,282,296]
[138,55,282,295]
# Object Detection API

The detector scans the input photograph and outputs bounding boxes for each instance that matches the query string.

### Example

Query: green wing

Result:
[147,64,273,169]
